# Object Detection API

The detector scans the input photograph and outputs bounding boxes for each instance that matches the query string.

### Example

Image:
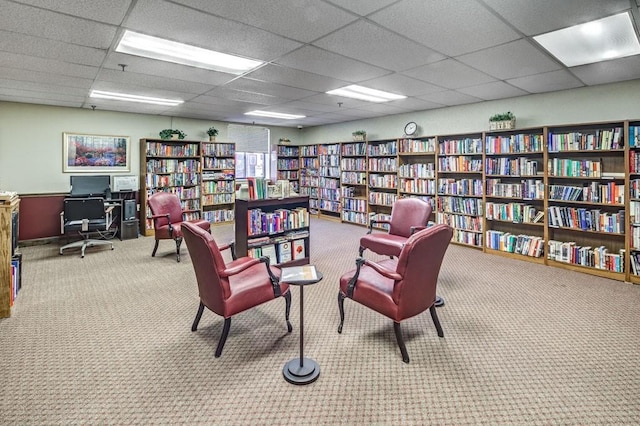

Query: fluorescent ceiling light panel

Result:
[116,30,264,74]
[326,85,407,103]
[533,12,640,67]
[90,90,183,106]
[245,110,306,119]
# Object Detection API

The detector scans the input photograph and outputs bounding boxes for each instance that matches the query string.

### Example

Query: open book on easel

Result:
[280,265,318,283]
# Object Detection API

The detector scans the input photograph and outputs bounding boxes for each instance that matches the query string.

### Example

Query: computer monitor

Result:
[70,175,111,198]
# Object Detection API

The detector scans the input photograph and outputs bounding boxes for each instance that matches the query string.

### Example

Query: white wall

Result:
[1,78,639,194]
[0,102,291,194]
[300,79,640,143]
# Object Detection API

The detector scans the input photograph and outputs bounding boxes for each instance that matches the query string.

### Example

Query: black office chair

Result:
[60,197,115,258]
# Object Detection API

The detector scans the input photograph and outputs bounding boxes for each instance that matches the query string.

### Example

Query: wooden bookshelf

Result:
[276,144,300,193]
[234,196,310,267]
[367,139,398,229]
[397,136,437,214]
[340,141,368,226]
[318,143,341,220]
[629,121,640,283]
[0,194,20,318]
[201,141,235,225]
[299,145,319,214]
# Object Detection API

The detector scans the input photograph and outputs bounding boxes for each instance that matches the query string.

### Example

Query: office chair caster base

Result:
[283,358,320,385]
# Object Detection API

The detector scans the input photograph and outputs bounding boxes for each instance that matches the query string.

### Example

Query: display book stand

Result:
[234,196,310,267]
[0,192,21,318]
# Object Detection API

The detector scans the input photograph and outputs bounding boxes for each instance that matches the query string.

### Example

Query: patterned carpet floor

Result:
[1,218,639,425]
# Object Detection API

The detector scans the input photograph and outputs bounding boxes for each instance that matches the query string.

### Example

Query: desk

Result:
[282,268,323,385]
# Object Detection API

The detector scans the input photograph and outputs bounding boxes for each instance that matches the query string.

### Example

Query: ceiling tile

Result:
[276,46,390,82]
[507,70,584,93]
[207,87,289,106]
[457,81,529,100]
[223,78,317,100]
[299,93,370,109]
[570,55,640,85]
[323,0,398,16]
[403,59,496,89]
[244,64,349,92]
[386,97,445,111]
[417,90,483,106]
[361,74,445,97]
[369,0,521,56]
[0,30,107,66]
[12,0,133,25]
[90,81,195,102]
[313,20,444,72]
[172,0,357,43]
[273,100,346,114]
[0,94,82,108]
[124,0,302,62]
[456,39,562,80]
[0,51,99,79]
[0,66,94,89]
[483,0,632,36]
[97,68,217,95]
[190,94,263,109]
[0,78,89,97]
[0,0,117,49]
[0,85,86,103]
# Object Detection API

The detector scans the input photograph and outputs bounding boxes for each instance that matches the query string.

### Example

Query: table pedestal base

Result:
[283,358,320,385]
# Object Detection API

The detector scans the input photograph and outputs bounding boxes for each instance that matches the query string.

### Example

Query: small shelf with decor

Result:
[483,127,546,262]
[201,141,235,225]
[140,139,202,236]
[367,139,398,229]
[299,144,319,214]
[318,143,341,220]
[234,196,311,267]
[340,141,368,226]
[436,133,484,249]
[276,144,300,193]
[545,122,626,281]
[398,137,437,213]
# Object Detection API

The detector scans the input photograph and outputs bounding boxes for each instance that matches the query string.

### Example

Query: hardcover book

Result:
[292,239,306,260]
[278,241,292,264]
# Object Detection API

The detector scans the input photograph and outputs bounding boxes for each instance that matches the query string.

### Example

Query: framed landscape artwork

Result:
[63,132,131,172]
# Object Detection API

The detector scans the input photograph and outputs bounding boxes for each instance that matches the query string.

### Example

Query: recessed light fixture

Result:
[326,85,407,103]
[116,30,264,74]
[90,90,183,106]
[533,12,640,67]
[244,110,306,119]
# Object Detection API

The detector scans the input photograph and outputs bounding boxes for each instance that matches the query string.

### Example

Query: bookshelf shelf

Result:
[201,141,235,225]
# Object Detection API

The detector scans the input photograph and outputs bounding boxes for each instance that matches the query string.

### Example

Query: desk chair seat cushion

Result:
[153,219,210,240]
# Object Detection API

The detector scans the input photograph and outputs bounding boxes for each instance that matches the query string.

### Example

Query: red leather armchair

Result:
[182,221,292,358]
[338,224,453,363]
[147,191,211,262]
[359,197,432,257]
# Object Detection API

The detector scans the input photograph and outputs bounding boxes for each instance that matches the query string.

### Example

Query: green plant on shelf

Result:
[352,130,367,136]
[206,126,219,137]
[489,111,515,122]
[159,129,186,140]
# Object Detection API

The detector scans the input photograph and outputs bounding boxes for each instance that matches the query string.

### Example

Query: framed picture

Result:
[63,132,131,172]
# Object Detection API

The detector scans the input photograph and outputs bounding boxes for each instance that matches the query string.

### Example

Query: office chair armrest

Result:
[259,256,281,297]
[220,257,261,277]
[367,218,391,234]
[410,225,427,235]
[363,259,403,281]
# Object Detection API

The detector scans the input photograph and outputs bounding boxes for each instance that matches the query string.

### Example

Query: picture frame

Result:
[63,132,131,172]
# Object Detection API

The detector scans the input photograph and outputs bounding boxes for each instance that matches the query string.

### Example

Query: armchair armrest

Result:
[346,257,403,298]
[259,256,281,297]
[218,241,237,260]
[220,257,261,277]
[150,212,174,236]
[410,225,427,235]
[367,218,391,234]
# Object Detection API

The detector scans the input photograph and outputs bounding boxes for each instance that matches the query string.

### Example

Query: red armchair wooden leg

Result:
[215,318,231,358]
[393,322,410,363]
[337,292,346,333]
[429,305,444,338]
[152,240,159,257]
[191,302,204,332]
[284,291,293,332]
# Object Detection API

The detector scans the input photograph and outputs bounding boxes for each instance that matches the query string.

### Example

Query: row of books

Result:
[203,157,234,169]
[485,231,544,258]
[484,157,539,176]
[10,253,21,307]
[437,196,483,216]
[452,228,483,246]
[439,138,483,155]
[438,156,483,172]
[398,163,435,178]
[367,141,397,156]
[277,159,300,170]
[547,206,624,233]
[630,250,640,275]
[247,239,306,265]
[368,158,397,172]
[547,241,624,273]
[340,142,366,156]
[146,158,200,174]
[146,142,200,157]
[247,207,309,236]
[547,158,601,177]
[547,128,623,151]
[436,212,482,232]
[438,178,483,197]
[485,202,542,223]
[485,134,544,154]
[202,143,235,157]
[340,158,367,170]
[146,173,199,188]
[398,138,436,153]
[276,145,299,157]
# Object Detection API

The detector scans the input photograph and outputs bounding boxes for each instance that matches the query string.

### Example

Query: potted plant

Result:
[489,112,516,130]
[352,130,367,141]
[207,126,219,141]
[279,137,291,144]
[159,129,186,140]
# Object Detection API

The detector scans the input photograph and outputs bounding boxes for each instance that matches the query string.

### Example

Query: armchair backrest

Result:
[393,224,453,318]
[181,222,230,316]
[388,198,432,238]
[64,197,106,222]
[148,192,183,228]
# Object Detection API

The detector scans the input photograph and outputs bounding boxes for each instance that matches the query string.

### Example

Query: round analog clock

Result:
[404,121,418,136]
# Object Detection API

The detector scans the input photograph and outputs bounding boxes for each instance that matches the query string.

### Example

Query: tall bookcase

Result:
[140,139,202,236]
[340,141,368,226]
[367,139,398,227]
[397,137,437,213]
[436,133,484,248]
[201,141,235,225]
[483,128,545,262]
[276,144,300,193]
[234,196,311,267]
[0,195,20,318]
[629,122,640,283]
[545,122,626,280]
[299,144,319,214]
[318,143,341,219]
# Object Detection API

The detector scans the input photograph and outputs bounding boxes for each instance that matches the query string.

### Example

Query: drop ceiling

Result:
[0,0,639,128]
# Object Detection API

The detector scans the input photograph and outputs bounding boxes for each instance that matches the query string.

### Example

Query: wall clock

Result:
[404,121,418,136]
